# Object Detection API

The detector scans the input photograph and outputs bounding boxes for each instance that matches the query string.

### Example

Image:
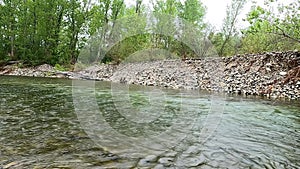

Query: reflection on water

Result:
[0,75,299,168]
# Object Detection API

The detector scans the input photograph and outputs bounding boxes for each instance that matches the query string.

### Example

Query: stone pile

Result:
[76,64,117,81]
[1,51,299,100]
[105,50,299,100]
[220,51,300,99]
[110,60,198,90]
[0,64,55,77]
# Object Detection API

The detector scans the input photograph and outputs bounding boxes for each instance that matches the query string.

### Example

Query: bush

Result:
[54,64,68,71]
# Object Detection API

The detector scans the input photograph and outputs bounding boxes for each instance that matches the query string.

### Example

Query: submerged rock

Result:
[158,157,174,167]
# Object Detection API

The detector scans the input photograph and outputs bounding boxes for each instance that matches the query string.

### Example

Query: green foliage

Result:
[210,0,300,56]
[246,0,300,41]
[178,0,206,28]
[1,0,299,67]
[153,0,180,15]
[241,0,300,53]
[54,63,68,71]
[0,0,92,66]
[106,33,151,62]
[213,0,246,56]
[241,32,300,54]
[0,0,207,65]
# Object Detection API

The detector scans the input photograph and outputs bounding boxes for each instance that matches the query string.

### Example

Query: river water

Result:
[0,76,299,168]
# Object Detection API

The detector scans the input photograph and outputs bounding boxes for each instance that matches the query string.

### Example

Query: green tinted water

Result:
[0,76,299,168]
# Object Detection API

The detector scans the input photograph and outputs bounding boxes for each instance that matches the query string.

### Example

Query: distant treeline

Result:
[0,0,299,67]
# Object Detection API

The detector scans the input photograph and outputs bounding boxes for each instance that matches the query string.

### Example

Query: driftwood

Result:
[282,66,300,85]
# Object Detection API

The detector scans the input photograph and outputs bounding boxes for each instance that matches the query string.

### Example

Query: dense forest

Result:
[0,0,299,68]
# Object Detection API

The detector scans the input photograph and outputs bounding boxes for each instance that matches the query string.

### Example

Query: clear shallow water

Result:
[0,75,299,168]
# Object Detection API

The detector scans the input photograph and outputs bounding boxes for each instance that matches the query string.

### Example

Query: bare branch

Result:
[274,25,300,43]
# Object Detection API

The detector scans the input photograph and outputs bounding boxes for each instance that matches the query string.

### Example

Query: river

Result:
[0,76,299,168]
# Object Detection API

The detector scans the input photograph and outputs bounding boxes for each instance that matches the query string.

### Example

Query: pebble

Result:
[279,72,287,76]
[177,156,206,167]
[137,155,158,167]
[153,164,165,169]
[265,63,272,66]
[138,159,154,167]
[144,155,158,162]
[158,157,173,167]
[1,51,299,100]
[184,145,201,154]
[164,151,177,157]
[3,161,18,169]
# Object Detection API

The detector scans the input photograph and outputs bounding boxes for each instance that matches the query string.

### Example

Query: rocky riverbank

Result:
[1,51,299,100]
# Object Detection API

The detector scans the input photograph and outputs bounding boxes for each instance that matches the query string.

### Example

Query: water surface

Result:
[0,76,299,168]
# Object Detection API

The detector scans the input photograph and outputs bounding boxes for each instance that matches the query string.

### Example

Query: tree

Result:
[0,0,213,66]
[87,0,126,63]
[64,0,92,64]
[246,0,300,44]
[0,0,19,60]
[153,0,179,15]
[241,21,298,53]
[178,0,206,28]
[152,0,180,51]
[218,0,246,56]
[241,0,300,53]
[135,0,142,14]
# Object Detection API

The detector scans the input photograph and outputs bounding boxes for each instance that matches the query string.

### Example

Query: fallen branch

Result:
[282,66,300,85]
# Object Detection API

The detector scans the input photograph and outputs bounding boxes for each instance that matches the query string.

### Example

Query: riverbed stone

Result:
[158,157,173,167]
[137,155,158,167]
[153,164,165,169]
[177,153,206,167]
[137,159,154,167]
[279,71,287,76]
[163,151,177,157]
[144,155,158,162]
[1,51,299,100]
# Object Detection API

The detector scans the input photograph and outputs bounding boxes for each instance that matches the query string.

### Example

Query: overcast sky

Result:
[124,0,296,30]
[201,0,296,30]
[201,0,244,29]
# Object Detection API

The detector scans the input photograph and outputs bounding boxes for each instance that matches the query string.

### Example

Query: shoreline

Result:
[1,51,299,100]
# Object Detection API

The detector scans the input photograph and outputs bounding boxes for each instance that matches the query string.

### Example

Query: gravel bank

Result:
[1,51,299,100]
